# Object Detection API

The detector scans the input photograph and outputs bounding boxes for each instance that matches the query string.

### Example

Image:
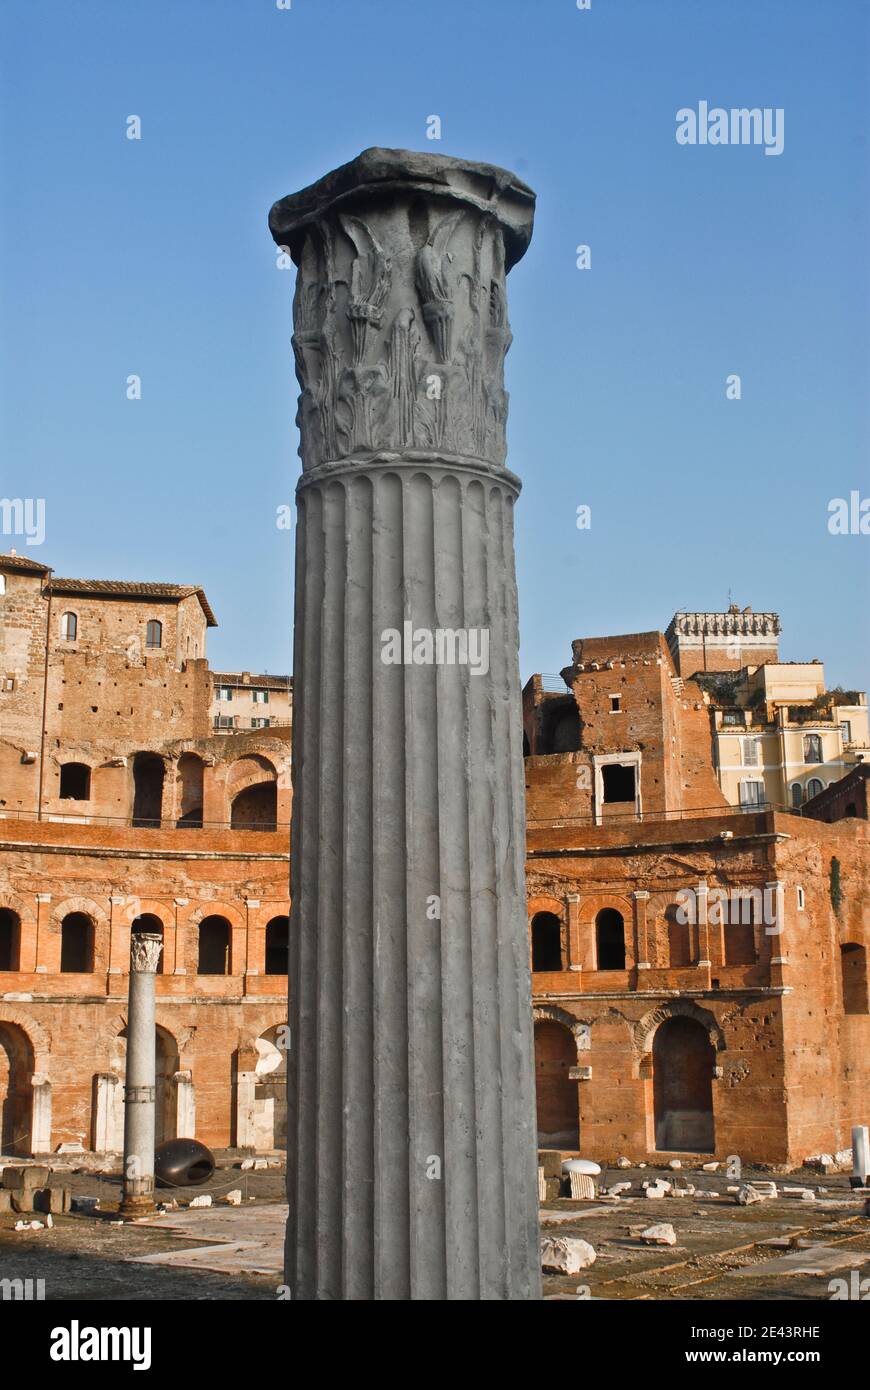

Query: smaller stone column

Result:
[120,931,162,1217]
[852,1125,870,1186]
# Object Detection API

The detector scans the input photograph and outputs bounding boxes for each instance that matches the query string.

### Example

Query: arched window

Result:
[198,916,231,975]
[130,914,165,975]
[265,916,289,975]
[791,782,803,809]
[59,762,91,801]
[145,619,162,649]
[596,908,626,970]
[841,944,869,1015]
[806,778,824,801]
[60,913,94,973]
[531,912,562,972]
[0,909,21,971]
[60,611,77,640]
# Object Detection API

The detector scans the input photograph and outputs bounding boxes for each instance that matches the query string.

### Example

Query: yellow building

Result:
[665,608,869,811]
[710,664,869,809]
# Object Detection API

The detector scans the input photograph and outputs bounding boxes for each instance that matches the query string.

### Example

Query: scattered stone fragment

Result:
[640,1222,677,1245]
[13,1220,44,1231]
[616,1156,632,1170]
[540,1235,596,1273]
[608,1182,632,1195]
[668,1159,682,1170]
[239,1158,255,1171]
[188,1194,212,1208]
[702,1162,720,1172]
[224,1190,243,1206]
[736,1184,763,1205]
[253,1159,268,1171]
[645,1182,670,1199]
[747,1181,778,1198]
[568,1171,596,1200]
[562,1158,601,1176]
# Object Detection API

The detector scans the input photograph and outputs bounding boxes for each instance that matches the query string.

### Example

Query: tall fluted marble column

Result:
[120,931,162,1217]
[270,148,540,1300]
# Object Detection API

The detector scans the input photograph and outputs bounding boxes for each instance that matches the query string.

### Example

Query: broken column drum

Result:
[270,148,540,1300]
[120,930,162,1216]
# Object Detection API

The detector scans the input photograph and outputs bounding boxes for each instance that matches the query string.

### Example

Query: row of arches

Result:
[0,1019,288,1156]
[0,908,289,977]
[535,1011,717,1154]
[55,750,280,831]
[532,908,626,972]
[530,904,761,973]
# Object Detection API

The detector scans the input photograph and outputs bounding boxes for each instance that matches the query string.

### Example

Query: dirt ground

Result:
[1,1158,868,1301]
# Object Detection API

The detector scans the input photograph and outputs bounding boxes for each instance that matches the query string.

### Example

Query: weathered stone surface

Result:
[271,150,539,1301]
[640,1223,677,1246]
[736,1184,764,1205]
[540,1236,596,1273]
[270,148,534,475]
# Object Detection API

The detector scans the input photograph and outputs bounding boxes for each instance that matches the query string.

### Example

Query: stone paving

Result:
[1,1159,868,1301]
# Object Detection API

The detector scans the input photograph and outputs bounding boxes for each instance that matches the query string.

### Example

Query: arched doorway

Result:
[0,1022,35,1155]
[653,1016,715,1152]
[533,1019,579,1149]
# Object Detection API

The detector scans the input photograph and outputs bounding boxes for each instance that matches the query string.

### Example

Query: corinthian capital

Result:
[269,147,535,474]
[130,932,163,974]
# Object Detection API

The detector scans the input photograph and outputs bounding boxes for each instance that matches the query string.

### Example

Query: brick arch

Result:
[117,897,174,929]
[532,1004,587,1056]
[186,902,246,931]
[632,1000,726,1062]
[49,897,109,932]
[0,1007,51,1073]
[577,892,634,926]
[0,891,36,926]
[528,894,565,921]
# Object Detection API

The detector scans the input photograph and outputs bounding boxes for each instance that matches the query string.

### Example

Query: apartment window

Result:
[840,720,852,744]
[796,886,805,911]
[739,780,765,810]
[60,611,77,641]
[742,737,760,767]
[251,717,271,729]
[3,676,14,692]
[145,619,162,649]
[252,689,269,704]
[214,715,235,730]
[217,687,233,702]
[804,733,822,764]
[609,694,621,713]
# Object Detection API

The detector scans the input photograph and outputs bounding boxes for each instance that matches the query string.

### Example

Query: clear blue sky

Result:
[1,0,867,688]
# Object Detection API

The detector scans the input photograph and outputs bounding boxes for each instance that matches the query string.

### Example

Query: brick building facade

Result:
[0,551,292,1157]
[2,557,867,1170]
[524,622,870,1165]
